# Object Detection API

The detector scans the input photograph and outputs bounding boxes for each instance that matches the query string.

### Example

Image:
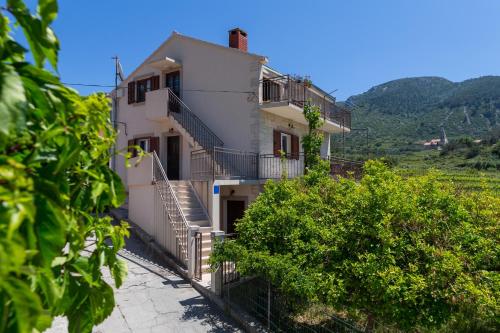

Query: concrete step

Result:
[190,219,210,227]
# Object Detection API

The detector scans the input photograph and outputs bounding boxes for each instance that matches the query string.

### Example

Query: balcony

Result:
[260,75,351,132]
[190,147,362,181]
[144,89,169,121]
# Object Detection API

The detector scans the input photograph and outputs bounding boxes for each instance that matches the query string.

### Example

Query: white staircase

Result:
[169,181,210,227]
[170,180,212,274]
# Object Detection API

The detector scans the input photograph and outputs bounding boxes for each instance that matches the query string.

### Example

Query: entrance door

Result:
[166,136,180,180]
[226,200,245,234]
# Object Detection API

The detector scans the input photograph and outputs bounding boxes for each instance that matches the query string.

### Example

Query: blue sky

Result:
[30,0,500,100]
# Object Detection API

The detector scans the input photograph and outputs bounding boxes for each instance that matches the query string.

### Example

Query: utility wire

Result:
[62,82,255,94]
[62,82,115,88]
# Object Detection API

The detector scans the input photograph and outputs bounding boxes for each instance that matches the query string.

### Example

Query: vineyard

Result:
[396,168,500,193]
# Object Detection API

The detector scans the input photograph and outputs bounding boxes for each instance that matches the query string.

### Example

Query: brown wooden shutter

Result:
[128,81,136,104]
[291,134,299,160]
[151,75,160,91]
[128,139,136,158]
[273,129,281,157]
[149,136,159,154]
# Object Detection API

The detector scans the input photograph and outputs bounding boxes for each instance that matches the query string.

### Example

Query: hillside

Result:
[344,76,500,151]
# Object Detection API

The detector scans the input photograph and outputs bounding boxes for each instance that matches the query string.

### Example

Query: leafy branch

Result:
[0,1,129,332]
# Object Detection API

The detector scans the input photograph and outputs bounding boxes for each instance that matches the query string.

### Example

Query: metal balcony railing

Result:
[167,88,224,150]
[191,147,258,180]
[191,148,364,181]
[152,151,189,265]
[261,75,351,128]
[258,153,305,179]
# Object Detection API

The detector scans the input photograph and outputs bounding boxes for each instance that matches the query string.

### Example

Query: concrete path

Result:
[47,232,242,333]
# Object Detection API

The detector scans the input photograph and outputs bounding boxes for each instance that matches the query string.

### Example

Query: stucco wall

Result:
[114,34,263,189]
[129,185,155,236]
[259,111,308,155]
[162,36,262,153]
[219,184,262,232]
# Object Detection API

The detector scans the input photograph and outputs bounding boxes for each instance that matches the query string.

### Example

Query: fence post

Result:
[267,280,271,330]
[187,225,200,279]
[210,230,225,296]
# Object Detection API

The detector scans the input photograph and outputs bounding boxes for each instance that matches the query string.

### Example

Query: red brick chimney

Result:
[228,28,248,52]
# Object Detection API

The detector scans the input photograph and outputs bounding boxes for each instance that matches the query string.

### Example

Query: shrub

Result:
[212,161,499,332]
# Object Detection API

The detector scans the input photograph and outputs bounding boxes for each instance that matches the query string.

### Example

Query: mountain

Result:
[343,76,500,152]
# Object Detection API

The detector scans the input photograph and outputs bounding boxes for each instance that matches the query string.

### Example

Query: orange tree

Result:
[0,1,129,332]
[212,161,499,331]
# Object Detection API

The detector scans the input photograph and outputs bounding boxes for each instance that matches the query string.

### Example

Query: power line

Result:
[62,82,255,95]
[62,82,115,88]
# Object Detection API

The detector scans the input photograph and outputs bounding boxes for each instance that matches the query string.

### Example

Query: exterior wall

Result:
[162,36,262,153]
[259,111,309,155]
[259,111,331,156]
[192,180,211,217]
[219,184,262,232]
[127,156,155,234]
[114,34,263,189]
[129,185,155,235]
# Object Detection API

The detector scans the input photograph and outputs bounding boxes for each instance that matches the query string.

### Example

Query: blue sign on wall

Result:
[213,185,220,195]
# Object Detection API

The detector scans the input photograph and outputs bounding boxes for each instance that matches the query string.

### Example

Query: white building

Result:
[113,28,351,280]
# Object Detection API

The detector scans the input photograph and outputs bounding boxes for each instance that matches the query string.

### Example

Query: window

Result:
[281,132,291,155]
[136,138,149,152]
[136,79,149,103]
[130,76,159,103]
[165,71,180,97]
[273,129,299,159]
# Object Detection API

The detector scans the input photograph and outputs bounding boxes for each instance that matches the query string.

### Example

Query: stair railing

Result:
[152,151,190,264]
[167,88,224,150]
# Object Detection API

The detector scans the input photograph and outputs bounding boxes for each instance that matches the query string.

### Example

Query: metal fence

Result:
[223,277,363,333]
[220,234,240,287]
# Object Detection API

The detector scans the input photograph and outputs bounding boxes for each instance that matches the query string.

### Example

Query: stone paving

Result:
[47,232,242,333]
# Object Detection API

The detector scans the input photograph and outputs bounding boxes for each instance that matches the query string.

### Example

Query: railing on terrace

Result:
[191,147,364,181]
[152,151,189,265]
[259,153,305,179]
[261,75,351,128]
[167,88,224,151]
[191,147,258,180]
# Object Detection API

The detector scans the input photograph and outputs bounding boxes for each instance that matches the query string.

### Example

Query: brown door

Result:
[166,136,180,180]
[226,200,245,234]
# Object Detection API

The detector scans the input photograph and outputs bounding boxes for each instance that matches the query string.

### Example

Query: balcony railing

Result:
[261,75,351,128]
[191,147,363,181]
[167,89,224,151]
[191,147,258,180]
[259,153,305,179]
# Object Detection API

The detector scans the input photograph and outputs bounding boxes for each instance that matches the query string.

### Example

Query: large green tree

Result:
[212,162,499,331]
[0,1,129,332]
